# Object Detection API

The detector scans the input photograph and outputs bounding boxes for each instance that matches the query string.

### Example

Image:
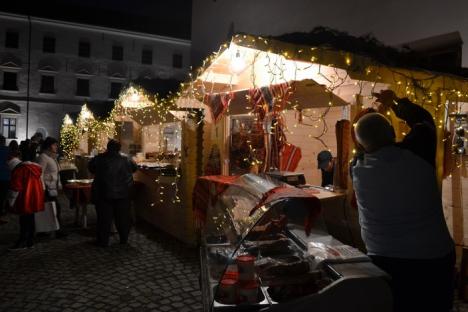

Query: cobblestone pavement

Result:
[0,197,202,312]
[2,198,468,312]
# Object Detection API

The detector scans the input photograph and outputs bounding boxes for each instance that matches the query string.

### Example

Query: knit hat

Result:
[317,150,332,170]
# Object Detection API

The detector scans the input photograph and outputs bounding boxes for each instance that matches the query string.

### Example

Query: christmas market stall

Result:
[181,30,468,286]
[111,84,203,244]
[181,36,373,247]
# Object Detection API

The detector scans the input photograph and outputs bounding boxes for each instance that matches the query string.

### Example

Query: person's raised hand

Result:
[372,90,397,114]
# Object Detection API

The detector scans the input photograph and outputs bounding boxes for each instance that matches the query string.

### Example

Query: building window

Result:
[78,40,91,58]
[141,49,153,65]
[2,72,18,91]
[172,53,183,68]
[2,117,16,139]
[43,36,56,53]
[5,31,19,49]
[40,75,55,94]
[112,45,123,61]
[110,82,122,99]
[76,78,89,96]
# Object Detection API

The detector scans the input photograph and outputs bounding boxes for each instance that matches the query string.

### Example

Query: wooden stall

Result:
[112,85,202,244]
[179,33,468,252]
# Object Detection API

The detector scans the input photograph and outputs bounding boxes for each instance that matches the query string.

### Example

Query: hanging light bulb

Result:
[230,49,246,75]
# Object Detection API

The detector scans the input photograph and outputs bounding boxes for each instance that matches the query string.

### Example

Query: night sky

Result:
[0,0,192,39]
[1,0,467,67]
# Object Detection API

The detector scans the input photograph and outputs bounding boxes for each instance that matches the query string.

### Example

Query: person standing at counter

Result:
[88,140,137,247]
[351,94,455,312]
[316,150,335,187]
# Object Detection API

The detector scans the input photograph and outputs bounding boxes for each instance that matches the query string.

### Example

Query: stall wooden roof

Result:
[230,34,468,99]
[182,33,468,113]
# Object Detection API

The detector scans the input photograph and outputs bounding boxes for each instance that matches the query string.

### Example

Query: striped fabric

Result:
[248,82,292,120]
[280,143,302,171]
[203,92,235,123]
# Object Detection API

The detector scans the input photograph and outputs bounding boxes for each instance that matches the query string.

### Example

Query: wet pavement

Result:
[0,196,202,312]
[1,196,468,311]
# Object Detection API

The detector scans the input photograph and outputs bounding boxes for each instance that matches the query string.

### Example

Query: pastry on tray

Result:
[256,255,310,280]
[243,237,291,256]
[266,271,331,302]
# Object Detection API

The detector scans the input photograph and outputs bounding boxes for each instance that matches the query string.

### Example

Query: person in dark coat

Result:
[317,150,335,187]
[351,90,455,312]
[88,140,137,247]
[373,89,437,167]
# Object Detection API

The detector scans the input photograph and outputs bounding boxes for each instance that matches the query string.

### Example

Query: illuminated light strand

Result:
[138,33,468,198]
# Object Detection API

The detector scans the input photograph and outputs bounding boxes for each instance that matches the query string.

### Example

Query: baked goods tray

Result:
[211,286,270,311]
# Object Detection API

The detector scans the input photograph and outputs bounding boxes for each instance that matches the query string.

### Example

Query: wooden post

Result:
[435,92,446,190]
[181,115,199,245]
[345,94,366,251]
[448,100,464,247]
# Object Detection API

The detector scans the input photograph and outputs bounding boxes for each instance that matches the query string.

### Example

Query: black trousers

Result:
[95,198,131,246]
[18,214,35,246]
[371,249,455,312]
[0,181,8,215]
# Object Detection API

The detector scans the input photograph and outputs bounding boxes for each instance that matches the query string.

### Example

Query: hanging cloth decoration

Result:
[248,82,293,171]
[248,82,293,122]
[203,92,235,123]
[270,82,293,113]
[204,144,222,176]
[280,143,302,171]
[249,87,269,121]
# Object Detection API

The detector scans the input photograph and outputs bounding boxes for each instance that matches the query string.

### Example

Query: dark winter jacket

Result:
[392,98,436,168]
[88,151,137,201]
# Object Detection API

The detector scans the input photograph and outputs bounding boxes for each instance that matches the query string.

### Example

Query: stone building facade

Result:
[0,11,190,142]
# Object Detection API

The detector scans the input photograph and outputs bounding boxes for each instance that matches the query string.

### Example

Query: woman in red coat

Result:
[7,155,44,250]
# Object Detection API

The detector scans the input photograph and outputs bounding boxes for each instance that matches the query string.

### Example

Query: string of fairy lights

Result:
[61,34,468,207]
[60,85,195,204]
[180,34,468,173]
[60,114,80,160]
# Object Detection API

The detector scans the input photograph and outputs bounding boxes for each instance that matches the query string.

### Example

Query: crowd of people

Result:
[0,133,136,250]
[0,133,64,249]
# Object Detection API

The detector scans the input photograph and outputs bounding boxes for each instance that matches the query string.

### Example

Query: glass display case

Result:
[199,174,392,312]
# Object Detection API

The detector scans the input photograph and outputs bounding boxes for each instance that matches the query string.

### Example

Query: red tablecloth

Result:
[64,183,92,205]
[193,175,239,226]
